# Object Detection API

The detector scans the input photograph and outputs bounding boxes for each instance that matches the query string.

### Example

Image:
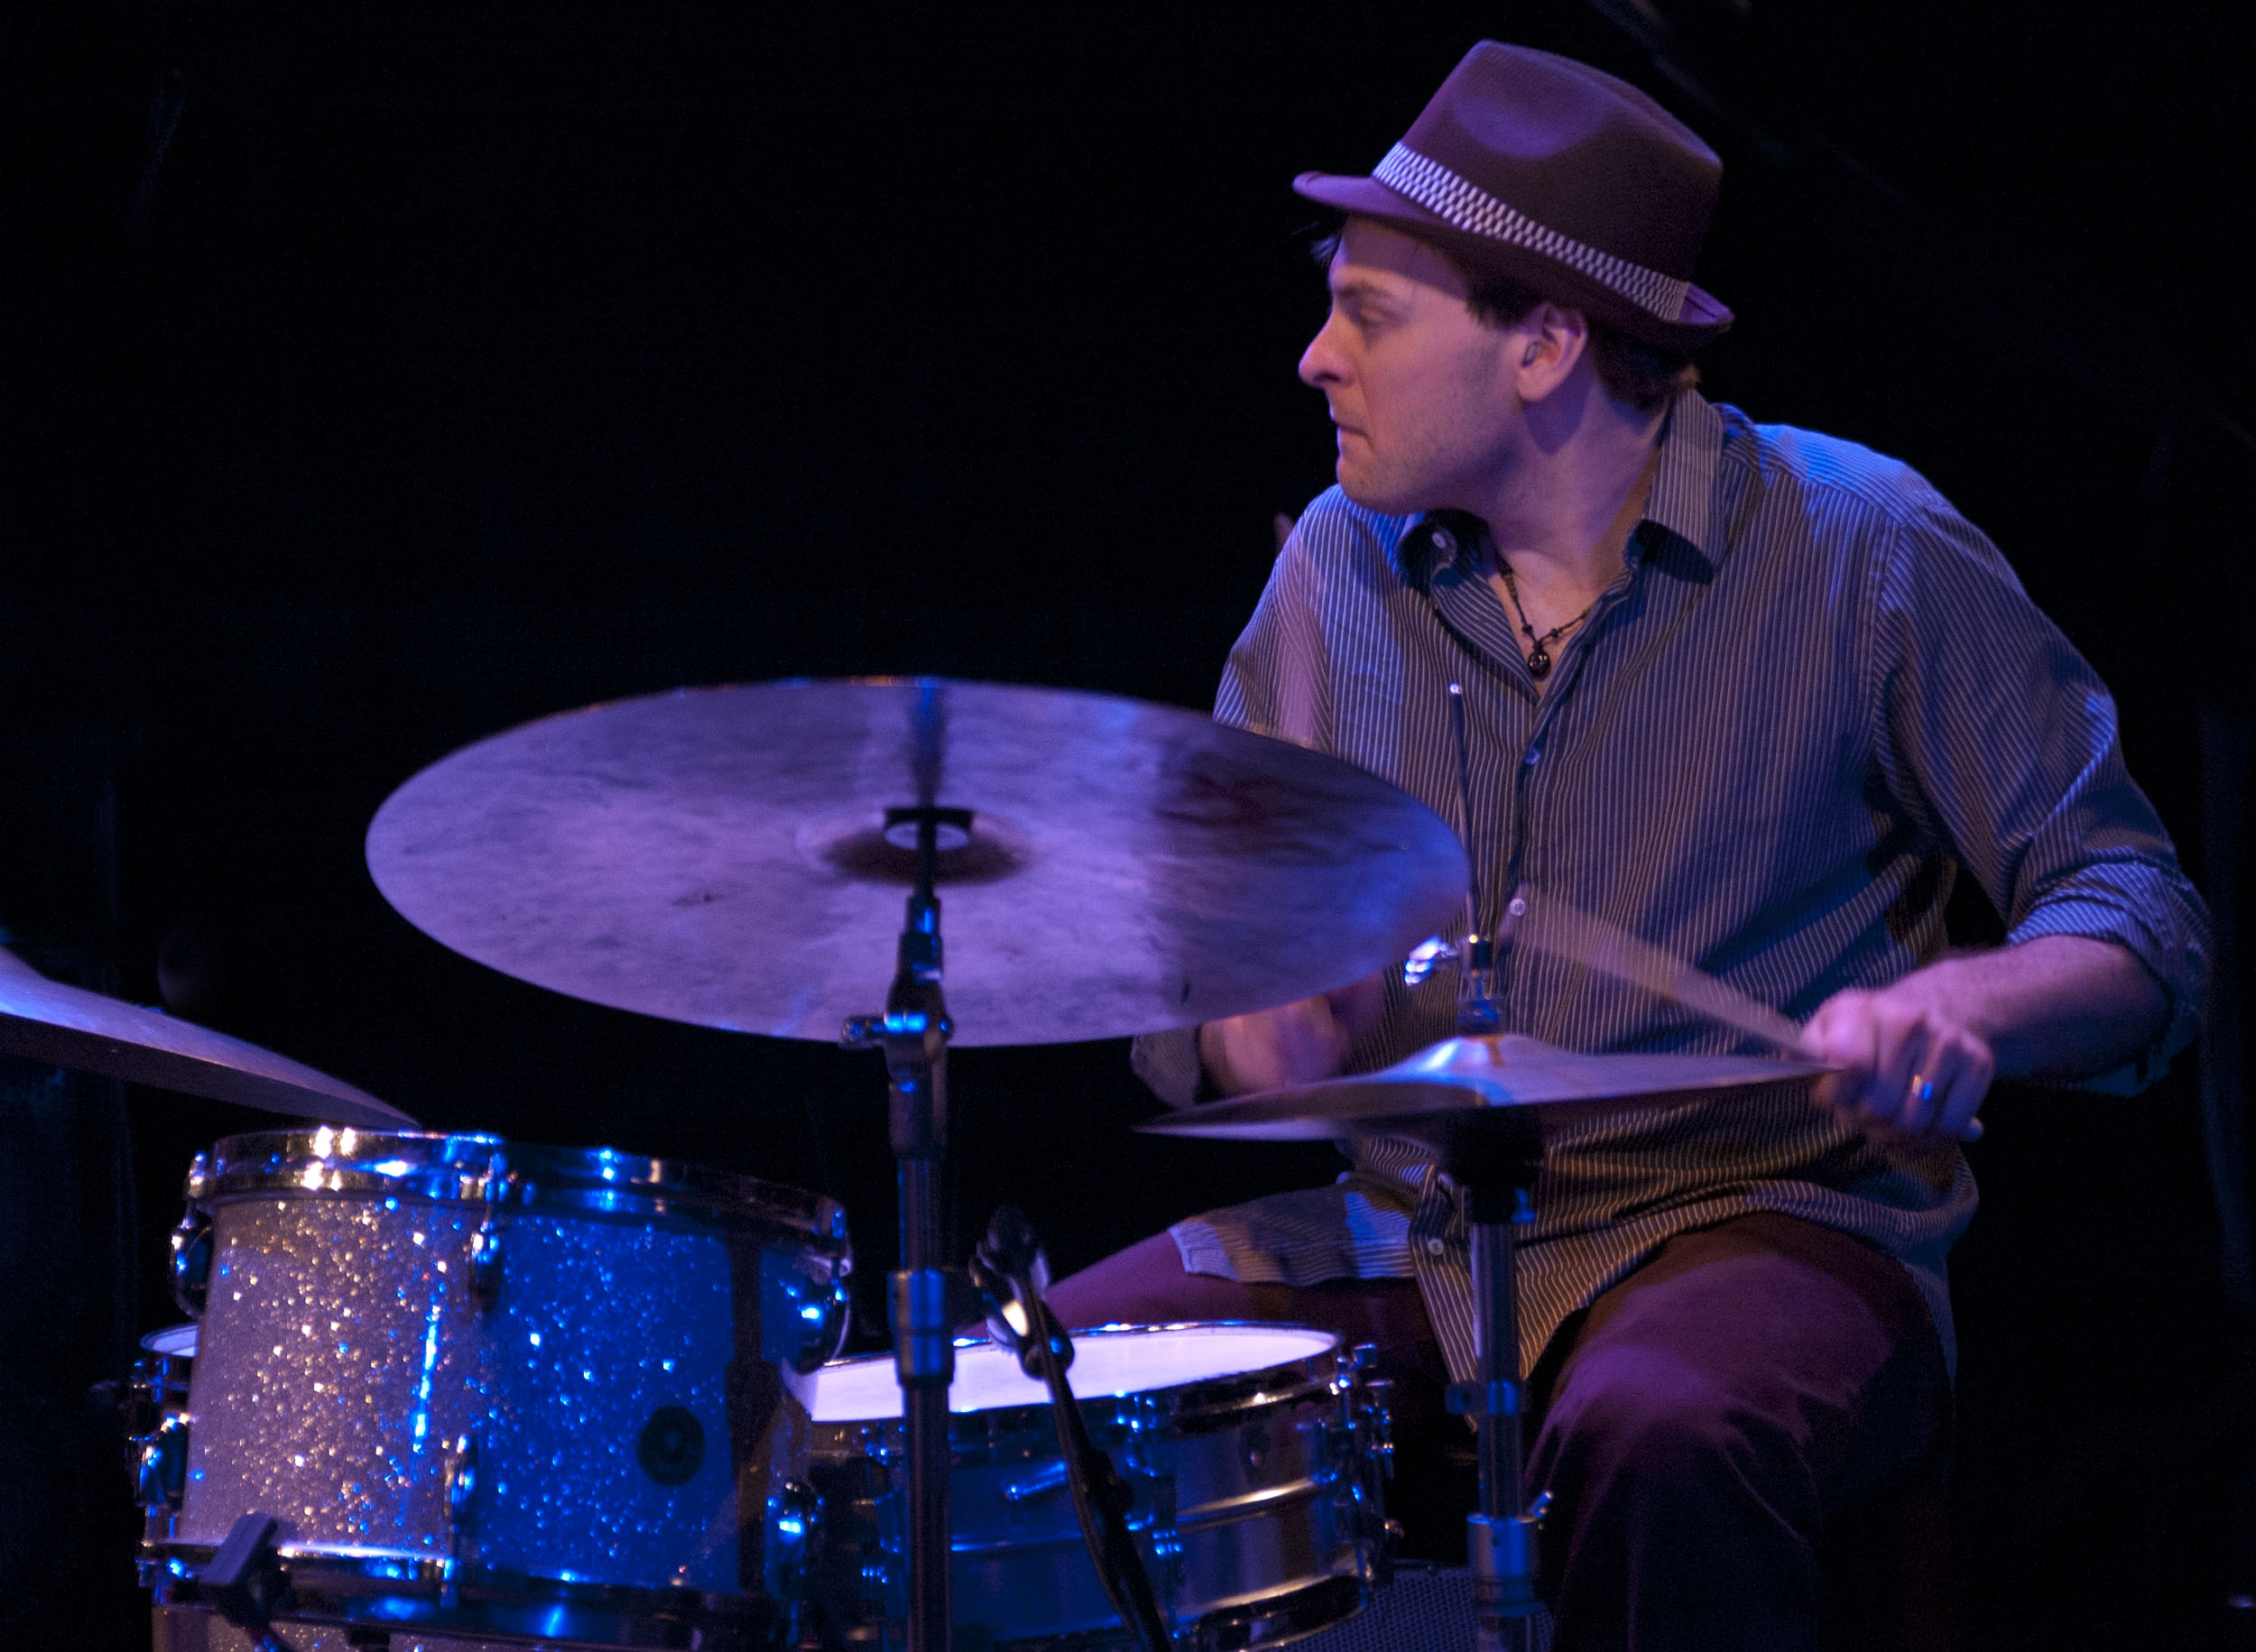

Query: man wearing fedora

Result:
[1049,41,2208,1651]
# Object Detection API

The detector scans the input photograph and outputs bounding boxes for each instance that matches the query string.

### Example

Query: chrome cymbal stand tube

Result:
[1447,680,1542,1647]
[1447,685,1501,1033]
[843,685,965,1652]
[1447,1124,1550,1652]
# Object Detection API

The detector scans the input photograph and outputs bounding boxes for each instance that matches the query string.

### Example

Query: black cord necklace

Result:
[1494,559,1596,679]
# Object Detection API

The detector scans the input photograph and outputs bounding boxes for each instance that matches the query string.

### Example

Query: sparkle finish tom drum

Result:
[145,1129,851,1649]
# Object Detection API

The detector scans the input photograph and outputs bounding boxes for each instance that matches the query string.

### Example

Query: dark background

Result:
[6,1,2254,1646]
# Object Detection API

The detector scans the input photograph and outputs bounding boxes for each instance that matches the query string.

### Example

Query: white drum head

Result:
[143,1324,199,1358]
[791,1322,1337,1420]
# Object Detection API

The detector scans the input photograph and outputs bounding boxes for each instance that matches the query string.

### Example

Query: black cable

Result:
[1019,1297,1172,1652]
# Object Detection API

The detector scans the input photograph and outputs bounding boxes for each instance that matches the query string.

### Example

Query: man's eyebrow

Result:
[1328,275,1407,308]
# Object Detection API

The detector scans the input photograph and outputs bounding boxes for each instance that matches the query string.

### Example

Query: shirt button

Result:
[1508,896,1527,918]
[1524,747,1541,765]
[1431,528,1456,556]
[1424,1237,1447,1257]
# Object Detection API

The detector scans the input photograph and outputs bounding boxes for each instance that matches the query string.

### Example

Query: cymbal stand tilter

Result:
[843,688,968,1652]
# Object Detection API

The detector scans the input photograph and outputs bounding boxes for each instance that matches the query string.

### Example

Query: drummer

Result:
[1048,42,2208,1650]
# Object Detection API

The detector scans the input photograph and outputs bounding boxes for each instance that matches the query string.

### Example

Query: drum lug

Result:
[134,1412,190,1513]
[470,1149,509,1312]
[169,1201,213,1320]
[999,1457,1072,1504]
[1133,1468,1184,1608]
[1123,1399,1184,1610]
[1338,1343,1396,1477]
[127,1338,192,1553]
[445,1432,482,1535]
[1333,1342,1397,1579]
[762,1477,823,1645]
[762,1249,855,1372]
[1361,1377,1397,1476]
[469,1221,504,1310]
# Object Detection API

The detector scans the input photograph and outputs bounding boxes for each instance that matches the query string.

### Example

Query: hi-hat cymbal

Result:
[365,678,1470,1047]
[1139,1034,1829,1150]
[0,948,414,1129]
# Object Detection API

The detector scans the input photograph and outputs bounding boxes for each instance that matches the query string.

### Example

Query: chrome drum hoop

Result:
[190,1129,849,1245]
[936,1322,1344,1458]
[144,1541,776,1649]
[794,1322,1393,1650]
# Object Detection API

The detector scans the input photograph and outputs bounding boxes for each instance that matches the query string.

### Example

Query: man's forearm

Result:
[1801,932,2172,1135]
[1917,934,2168,1082]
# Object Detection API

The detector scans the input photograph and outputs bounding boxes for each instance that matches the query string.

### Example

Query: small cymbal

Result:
[0,948,414,1129]
[1139,1034,1829,1146]
[365,678,1469,1047]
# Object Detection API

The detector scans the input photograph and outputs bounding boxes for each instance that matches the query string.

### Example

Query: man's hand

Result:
[1800,979,1995,1141]
[1799,935,2169,1143]
[1198,974,1386,1096]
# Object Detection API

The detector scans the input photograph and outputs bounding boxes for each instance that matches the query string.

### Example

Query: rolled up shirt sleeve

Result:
[1130,1026,1205,1110]
[1128,508,1377,1111]
[1868,473,2210,1090]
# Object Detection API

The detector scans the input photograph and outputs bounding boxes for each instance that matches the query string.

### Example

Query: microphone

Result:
[970,1205,1063,1372]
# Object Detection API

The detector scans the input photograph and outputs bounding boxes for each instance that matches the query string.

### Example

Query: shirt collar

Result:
[1640,388,1731,568]
[1402,387,1733,586]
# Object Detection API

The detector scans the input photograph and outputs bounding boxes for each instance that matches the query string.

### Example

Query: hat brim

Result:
[1294,171,1732,354]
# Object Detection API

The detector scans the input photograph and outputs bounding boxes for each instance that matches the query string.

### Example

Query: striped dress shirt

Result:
[1133,390,2208,1386]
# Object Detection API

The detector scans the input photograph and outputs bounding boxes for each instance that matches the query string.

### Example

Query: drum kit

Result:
[4,677,1830,1652]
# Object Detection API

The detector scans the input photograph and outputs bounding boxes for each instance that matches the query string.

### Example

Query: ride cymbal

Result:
[365,678,1469,1047]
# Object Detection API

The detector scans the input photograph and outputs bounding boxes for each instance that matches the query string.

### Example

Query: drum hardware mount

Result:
[195,1513,300,1652]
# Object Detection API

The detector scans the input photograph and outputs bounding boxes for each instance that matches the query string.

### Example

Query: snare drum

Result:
[791,1323,1392,1649]
[144,1129,851,1649]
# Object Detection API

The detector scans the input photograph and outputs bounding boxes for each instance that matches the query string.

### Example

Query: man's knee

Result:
[1539,1343,1804,1514]
[1047,1232,1254,1329]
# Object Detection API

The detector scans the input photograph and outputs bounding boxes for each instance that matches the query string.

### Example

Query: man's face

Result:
[1298,217,1523,515]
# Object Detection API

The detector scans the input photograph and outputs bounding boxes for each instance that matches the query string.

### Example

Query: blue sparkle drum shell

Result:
[791,1324,1393,1650]
[152,1130,851,1648]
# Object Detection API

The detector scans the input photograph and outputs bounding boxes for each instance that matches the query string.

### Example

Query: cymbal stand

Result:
[1440,681,1546,1644]
[1443,1121,1550,1652]
[845,734,970,1652]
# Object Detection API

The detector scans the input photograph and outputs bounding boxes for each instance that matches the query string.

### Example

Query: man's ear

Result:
[1512,303,1591,400]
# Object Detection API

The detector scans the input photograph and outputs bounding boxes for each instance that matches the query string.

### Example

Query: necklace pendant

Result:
[1528,646,1552,679]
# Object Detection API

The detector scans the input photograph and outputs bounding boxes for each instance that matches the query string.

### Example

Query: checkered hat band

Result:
[1373,143,1691,322]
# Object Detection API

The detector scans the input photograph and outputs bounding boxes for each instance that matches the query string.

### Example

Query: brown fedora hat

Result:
[1295,42,1732,352]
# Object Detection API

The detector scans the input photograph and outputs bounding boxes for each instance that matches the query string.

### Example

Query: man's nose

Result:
[1299,315,1345,389]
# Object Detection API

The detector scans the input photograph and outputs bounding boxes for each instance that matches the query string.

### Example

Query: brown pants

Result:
[1048,1211,1952,1652]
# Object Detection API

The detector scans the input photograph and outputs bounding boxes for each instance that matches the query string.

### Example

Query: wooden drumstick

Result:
[1500,884,1984,1143]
